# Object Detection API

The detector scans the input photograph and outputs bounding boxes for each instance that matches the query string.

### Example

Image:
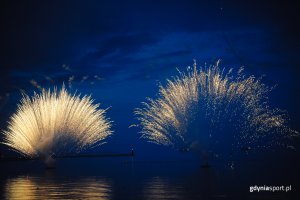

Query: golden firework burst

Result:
[2,86,113,157]
[135,60,298,150]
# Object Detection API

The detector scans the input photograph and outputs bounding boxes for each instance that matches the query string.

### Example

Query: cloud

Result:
[62,64,72,72]
[82,33,158,61]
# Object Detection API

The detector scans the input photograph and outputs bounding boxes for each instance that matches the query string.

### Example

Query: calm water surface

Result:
[0,156,299,200]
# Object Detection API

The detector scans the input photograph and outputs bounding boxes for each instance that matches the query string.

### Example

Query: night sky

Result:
[0,0,299,157]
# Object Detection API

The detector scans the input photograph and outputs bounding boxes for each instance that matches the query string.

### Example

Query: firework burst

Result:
[135,60,298,153]
[1,86,113,158]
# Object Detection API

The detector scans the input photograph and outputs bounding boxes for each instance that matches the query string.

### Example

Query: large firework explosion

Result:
[135,60,298,155]
[1,86,113,159]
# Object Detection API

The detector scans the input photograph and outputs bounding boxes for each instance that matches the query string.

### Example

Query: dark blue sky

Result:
[0,0,299,156]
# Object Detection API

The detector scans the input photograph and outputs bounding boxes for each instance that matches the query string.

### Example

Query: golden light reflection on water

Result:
[143,177,183,200]
[5,176,111,200]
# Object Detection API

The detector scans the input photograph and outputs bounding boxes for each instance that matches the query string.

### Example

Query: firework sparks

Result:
[135,60,298,152]
[1,86,113,158]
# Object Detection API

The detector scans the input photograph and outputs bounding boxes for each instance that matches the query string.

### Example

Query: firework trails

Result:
[2,86,112,158]
[135,61,298,153]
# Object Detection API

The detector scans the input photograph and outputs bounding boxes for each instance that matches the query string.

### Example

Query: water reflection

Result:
[143,177,183,200]
[141,167,229,199]
[2,158,297,200]
[5,175,111,200]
